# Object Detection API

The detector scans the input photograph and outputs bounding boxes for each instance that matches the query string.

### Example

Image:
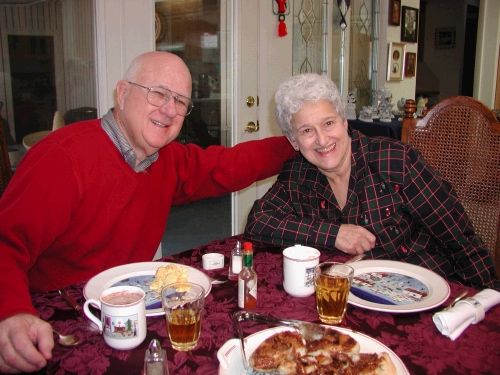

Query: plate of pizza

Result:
[348,260,450,313]
[217,326,409,375]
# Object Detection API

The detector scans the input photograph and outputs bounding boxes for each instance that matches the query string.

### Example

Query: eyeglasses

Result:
[128,81,194,116]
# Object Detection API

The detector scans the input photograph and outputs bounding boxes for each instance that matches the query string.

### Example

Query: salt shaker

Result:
[144,339,168,375]
[228,241,242,280]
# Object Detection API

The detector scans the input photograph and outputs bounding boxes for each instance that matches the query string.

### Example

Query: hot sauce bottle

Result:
[238,242,257,309]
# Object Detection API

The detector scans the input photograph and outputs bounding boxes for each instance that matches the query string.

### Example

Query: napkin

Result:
[433,289,500,340]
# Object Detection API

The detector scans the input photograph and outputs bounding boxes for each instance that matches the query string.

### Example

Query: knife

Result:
[59,288,84,316]
[235,311,330,341]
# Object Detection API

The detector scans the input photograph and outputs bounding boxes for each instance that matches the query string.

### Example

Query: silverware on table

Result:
[344,253,365,264]
[209,278,228,285]
[59,288,100,330]
[441,290,469,311]
[233,311,333,369]
[59,288,84,316]
[324,253,365,265]
[52,329,81,346]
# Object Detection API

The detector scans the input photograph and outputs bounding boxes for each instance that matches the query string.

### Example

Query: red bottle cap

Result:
[243,242,253,251]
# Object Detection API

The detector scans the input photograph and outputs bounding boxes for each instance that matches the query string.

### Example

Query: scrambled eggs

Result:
[150,264,188,293]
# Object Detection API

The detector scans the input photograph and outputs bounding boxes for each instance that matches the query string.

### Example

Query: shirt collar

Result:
[101,109,159,172]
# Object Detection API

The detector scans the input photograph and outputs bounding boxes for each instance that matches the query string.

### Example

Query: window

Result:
[0,0,96,145]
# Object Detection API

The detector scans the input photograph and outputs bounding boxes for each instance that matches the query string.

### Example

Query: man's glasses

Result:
[128,81,194,116]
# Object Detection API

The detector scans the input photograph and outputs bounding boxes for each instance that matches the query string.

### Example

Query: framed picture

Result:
[404,52,417,77]
[387,42,406,81]
[155,12,162,42]
[389,0,401,26]
[435,27,456,50]
[401,6,419,43]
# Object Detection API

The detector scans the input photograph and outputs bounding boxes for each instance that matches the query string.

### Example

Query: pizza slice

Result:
[249,328,397,375]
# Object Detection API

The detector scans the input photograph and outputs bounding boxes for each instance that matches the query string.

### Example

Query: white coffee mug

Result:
[83,285,147,350]
[283,245,320,297]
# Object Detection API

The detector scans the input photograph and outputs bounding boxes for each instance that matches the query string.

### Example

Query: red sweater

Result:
[0,120,295,320]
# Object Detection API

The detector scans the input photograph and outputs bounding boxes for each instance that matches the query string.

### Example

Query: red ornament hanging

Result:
[275,0,288,38]
[278,15,287,37]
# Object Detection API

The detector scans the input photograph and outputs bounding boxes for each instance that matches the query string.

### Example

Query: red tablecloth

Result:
[31,235,500,374]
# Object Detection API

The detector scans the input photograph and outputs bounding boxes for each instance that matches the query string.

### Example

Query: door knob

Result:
[244,121,259,132]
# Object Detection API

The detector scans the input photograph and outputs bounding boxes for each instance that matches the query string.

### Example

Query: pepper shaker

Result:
[144,339,168,375]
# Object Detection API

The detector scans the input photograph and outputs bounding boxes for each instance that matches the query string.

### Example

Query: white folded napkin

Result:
[433,289,500,340]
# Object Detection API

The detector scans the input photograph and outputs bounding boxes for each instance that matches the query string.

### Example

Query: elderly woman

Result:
[245,73,499,290]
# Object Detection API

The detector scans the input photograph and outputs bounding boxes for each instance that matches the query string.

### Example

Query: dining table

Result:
[30,234,500,375]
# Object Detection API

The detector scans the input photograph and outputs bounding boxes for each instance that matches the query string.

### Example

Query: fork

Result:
[210,278,228,285]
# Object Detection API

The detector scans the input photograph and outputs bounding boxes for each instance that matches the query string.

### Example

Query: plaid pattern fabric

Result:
[245,129,500,289]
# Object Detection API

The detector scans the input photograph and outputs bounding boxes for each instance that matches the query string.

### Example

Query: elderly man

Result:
[0,51,295,373]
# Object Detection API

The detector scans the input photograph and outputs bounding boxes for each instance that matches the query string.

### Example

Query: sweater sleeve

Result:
[170,136,297,205]
[0,142,80,321]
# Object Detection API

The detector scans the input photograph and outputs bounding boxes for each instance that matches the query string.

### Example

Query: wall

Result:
[94,0,155,116]
[475,0,500,107]
[384,0,420,105]
[422,0,467,103]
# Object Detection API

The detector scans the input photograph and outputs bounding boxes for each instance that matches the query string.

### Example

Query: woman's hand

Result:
[335,224,376,254]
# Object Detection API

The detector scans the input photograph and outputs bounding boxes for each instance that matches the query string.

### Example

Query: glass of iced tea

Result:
[161,282,205,351]
[313,262,354,324]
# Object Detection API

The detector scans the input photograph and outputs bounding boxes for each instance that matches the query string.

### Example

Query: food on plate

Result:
[149,264,188,293]
[249,328,397,375]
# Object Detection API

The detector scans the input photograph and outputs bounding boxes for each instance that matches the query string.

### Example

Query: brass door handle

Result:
[244,121,259,132]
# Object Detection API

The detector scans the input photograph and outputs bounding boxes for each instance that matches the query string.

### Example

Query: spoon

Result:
[324,253,365,264]
[344,254,365,264]
[210,277,228,285]
[53,329,81,346]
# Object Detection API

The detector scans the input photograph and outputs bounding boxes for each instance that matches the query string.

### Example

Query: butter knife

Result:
[59,288,84,316]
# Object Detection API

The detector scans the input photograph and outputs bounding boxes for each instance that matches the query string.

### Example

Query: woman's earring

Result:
[294,146,299,151]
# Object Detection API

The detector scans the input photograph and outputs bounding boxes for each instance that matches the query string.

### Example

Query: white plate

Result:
[83,262,212,317]
[348,260,450,313]
[217,326,409,375]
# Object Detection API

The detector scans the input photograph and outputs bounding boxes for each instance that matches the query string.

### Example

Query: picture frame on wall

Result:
[387,42,406,81]
[389,0,401,26]
[405,52,417,77]
[155,12,162,42]
[401,6,419,43]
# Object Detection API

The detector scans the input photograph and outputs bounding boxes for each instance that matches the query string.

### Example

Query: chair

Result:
[402,96,500,279]
[23,111,65,151]
[64,107,97,125]
[0,116,13,198]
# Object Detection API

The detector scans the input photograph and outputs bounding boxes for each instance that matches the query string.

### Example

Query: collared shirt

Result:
[101,109,158,172]
[245,129,500,289]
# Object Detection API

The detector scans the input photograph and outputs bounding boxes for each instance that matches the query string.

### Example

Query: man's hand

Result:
[0,314,54,374]
[335,224,376,254]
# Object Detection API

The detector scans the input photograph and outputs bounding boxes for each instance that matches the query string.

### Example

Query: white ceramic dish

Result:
[217,326,409,375]
[83,262,212,317]
[348,260,450,313]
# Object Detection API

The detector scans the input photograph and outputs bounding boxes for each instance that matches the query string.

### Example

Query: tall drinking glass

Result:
[313,262,354,324]
[161,282,205,351]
